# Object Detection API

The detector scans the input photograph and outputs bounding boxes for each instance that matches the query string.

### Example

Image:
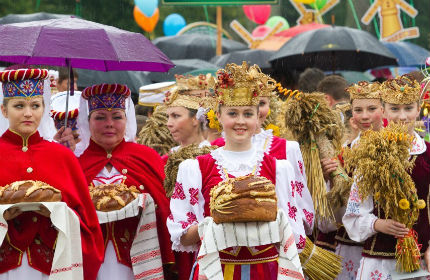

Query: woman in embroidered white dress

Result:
[211,71,314,234]
[167,62,312,280]
[343,75,430,280]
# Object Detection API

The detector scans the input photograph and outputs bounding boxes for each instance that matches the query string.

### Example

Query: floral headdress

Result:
[215,62,264,107]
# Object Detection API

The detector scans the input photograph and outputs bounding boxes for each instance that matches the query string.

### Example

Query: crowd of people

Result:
[0,60,428,280]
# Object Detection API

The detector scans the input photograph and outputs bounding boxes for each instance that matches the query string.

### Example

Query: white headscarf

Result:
[0,80,57,141]
[75,94,137,157]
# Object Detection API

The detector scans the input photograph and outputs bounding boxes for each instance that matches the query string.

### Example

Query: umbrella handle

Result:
[64,60,74,129]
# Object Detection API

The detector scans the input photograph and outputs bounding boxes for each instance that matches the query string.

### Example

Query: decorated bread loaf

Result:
[210,174,277,224]
[89,183,140,212]
[0,180,62,204]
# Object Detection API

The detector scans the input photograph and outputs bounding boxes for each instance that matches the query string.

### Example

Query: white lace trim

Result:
[253,129,274,154]
[210,147,265,180]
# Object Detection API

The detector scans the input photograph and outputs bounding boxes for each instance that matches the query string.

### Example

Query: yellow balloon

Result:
[294,0,316,4]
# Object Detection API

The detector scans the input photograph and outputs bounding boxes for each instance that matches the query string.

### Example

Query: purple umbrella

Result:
[0,17,174,72]
[0,17,174,125]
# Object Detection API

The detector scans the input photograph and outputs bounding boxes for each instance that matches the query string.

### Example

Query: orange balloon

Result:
[134,6,159,33]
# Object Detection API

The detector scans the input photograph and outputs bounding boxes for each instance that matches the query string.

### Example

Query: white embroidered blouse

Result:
[166,146,312,253]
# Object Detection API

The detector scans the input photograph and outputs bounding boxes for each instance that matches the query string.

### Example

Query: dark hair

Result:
[135,104,154,117]
[297,68,325,93]
[57,67,78,83]
[317,75,349,101]
[186,108,204,131]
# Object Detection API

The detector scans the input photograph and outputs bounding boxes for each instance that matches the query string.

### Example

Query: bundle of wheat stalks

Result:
[283,92,351,220]
[299,237,342,280]
[164,144,217,197]
[137,105,177,156]
[344,123,424,272]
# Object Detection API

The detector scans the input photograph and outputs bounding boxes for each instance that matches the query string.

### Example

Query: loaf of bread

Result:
[89,183,140,212]
[0,180,62,204]
[210,174,277,224]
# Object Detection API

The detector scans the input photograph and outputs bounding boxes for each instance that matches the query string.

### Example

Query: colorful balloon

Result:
[293,0,315,4]
[135,0,158,17]
[311,0,327,10]
[133,6,159,33]
[163,14,186,36]
[252,25,272,38]
[242,5,271,25]
[265,16,289,31]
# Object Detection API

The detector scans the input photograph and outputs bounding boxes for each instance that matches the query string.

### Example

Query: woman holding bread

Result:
[211,71,314,233]
[76,84,174,280]
[167,62,310,279]
[0,68,104,280]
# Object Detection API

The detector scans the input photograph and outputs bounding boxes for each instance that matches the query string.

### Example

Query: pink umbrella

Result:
[275,23,329,38]
[0,17,174,125]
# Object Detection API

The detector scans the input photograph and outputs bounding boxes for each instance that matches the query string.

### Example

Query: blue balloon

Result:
[163,14,186,36]
[135,0,158,17]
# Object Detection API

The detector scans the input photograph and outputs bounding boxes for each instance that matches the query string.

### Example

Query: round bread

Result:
[89,183,140,212]
[210,174,277,224]
[0,180,62,204]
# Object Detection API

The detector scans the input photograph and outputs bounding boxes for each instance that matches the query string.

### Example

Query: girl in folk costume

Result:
[164,74,215,156]
[76,84,175,280]
[0,69,104,280]
[211,70,314,235]
[167,62,309,279]
[343,75,430,279]
[163,74,217,280]
[50,90,82,154]
[329,81,384,280]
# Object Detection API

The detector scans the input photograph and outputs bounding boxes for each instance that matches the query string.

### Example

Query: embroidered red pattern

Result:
[50,263,83,274]
[279,267,304,279]
[139,222,157,233]
[189,188,199,205]
[186,212,197,223]
[134,267,163,280]
[302,209,313,226]
[288,202,297,221]
[283,234,295,253]
[171,182,186,200]
[298,161,304,175]
[131,249,161,263]
[297,235,306,249]
[290,181,295,197]
[295,181,304,197]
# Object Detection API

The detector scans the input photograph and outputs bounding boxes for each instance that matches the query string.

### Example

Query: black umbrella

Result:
[210,49,275,69]
[147,59,218,82]
[0,12,73,24]
[77,69,151,95]
[270,26,398,72]
[153,34,247,61]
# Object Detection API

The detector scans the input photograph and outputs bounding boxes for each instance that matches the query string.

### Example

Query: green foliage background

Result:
[0,0,428,49]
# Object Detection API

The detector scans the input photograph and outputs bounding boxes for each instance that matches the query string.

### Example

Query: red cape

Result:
[0,130,104,280]
[78,139,175,265]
